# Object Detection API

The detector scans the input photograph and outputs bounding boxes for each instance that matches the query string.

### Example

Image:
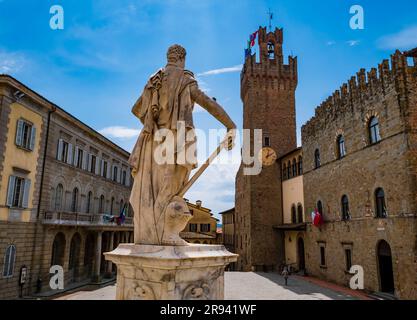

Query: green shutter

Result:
[22,179,31,208]
[6,176,16,207]
[15,120,24,147]
[29,126,36,151]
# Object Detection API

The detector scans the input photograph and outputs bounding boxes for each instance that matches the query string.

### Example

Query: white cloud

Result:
[185,162,239,219]
[326,41,336,46]
[0,49,25,74]
[197,64,243,77]
[99,126,140,139]
[346,40,360,47]
[377,25,417,50]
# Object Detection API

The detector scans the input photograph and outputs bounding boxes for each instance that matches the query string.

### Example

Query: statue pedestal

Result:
[104,244,238,300]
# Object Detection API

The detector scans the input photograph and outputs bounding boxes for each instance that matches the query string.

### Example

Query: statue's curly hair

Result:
[167,44,187,63]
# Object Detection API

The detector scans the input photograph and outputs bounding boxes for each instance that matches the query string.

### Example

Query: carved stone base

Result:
[104,244,238,300]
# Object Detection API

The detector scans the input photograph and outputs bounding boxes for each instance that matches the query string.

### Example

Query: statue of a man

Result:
[129,44,236,246]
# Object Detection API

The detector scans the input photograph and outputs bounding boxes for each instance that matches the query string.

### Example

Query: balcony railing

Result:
[42,211,133,227]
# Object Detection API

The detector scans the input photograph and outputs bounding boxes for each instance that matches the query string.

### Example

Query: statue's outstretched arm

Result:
[190,84,236,130]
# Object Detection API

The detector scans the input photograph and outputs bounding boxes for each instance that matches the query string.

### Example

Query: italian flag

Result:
[311,209,323,227]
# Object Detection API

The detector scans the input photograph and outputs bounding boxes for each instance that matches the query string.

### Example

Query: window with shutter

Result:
[3,245,16,278]
[82,152,88,170]
[6,176,16,207]
[87,154,92,172]
[29,126,36,151]
[67,143,73,165]
[16,119,35,151]
[73,147,79,166]
[15,119,24,147]
[22,179,31,208]
[57,139,63,161]
[95,157,100,175]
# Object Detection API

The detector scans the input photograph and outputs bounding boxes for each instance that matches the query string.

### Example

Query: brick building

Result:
[234,26,298,272]
[301,49,417,299]
[0,75,133,299]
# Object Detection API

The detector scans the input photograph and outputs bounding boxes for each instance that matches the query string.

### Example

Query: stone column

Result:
[94,231,102,282]
[106,232,114,277]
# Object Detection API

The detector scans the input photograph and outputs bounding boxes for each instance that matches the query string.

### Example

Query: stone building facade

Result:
[219,208,236,271]
[0,75,133,299]
[301,50,417,299]
[180,200,220,244]
[234,26,298,271]
[277,148,306,272]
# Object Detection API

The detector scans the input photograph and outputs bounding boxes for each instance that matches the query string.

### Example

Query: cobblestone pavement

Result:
[56,272,362,300]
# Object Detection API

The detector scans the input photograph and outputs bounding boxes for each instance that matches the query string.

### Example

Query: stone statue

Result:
[128,44,236,246]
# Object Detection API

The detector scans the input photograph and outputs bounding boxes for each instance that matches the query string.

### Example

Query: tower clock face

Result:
[258,147,277,166]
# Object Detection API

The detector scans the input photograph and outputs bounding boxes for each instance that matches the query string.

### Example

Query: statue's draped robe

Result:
[128,66,198,245]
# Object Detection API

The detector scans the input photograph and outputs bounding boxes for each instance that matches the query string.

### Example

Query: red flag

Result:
[249,31,258,47]
[312,209,323,227]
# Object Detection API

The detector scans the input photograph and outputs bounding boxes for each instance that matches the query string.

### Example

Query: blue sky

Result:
[1,0,417,218]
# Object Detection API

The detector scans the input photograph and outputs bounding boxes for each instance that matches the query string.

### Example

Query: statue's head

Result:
[167,44,186,68]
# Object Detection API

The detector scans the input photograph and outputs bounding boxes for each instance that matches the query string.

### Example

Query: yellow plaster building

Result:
[180,200,220,244]
[275,147,306,272]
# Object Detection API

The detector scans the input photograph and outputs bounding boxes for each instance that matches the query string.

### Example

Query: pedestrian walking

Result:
[282,265,290,286]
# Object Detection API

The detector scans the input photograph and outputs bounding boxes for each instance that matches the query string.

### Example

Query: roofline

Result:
[0,74,131,157]
[278,146,302,161]
[219,207,235,215]
[186,201,212,212]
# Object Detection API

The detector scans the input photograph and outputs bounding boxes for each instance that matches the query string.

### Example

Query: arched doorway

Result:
[377,240,395,294]
[297,237,305,272]
[68,233,81,283]
[51,232,66,267]
[84,233,95,277]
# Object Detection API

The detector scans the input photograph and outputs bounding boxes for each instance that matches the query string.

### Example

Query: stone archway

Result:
[51,232,66,267]
[377,240,395,294]
[84,233,95,277]
[68,233,81,283]
[297,237,306,272]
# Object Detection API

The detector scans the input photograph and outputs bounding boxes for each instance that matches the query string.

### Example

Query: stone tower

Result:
[235,26,298,271]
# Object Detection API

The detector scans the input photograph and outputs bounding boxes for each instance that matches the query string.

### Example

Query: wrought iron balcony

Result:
[42,211,133,228]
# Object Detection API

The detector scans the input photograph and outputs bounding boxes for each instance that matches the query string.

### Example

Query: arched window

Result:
[341,195,350,220]
[113,166,118,182]
[298,156,303,175]
[71,188,79,212]
[55,184,63,211]
[317,200,323,215]
[2,244,16,278]
[314,149,321,169]
[267,42,275,59]
[282,164,287,180]
[337,135,346,159]
[369,117,381,144]
[68,233,81,272]
[99,195,105,213]
[86,191,93,213]
[287,161,291,179]
[297,204,303,223]
[110,197,115,214]
[120,199,124,214]
[291,205,297,224]
[375,188,387,218]
[292,159,297,177]
[122,170,127,185]
[51,233,65,267]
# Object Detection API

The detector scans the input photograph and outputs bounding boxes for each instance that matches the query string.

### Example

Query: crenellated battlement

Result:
[302,49,417,138]
[241,26,298,99]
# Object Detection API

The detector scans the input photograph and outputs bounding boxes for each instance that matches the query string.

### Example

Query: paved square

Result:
[56,272,359,300]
